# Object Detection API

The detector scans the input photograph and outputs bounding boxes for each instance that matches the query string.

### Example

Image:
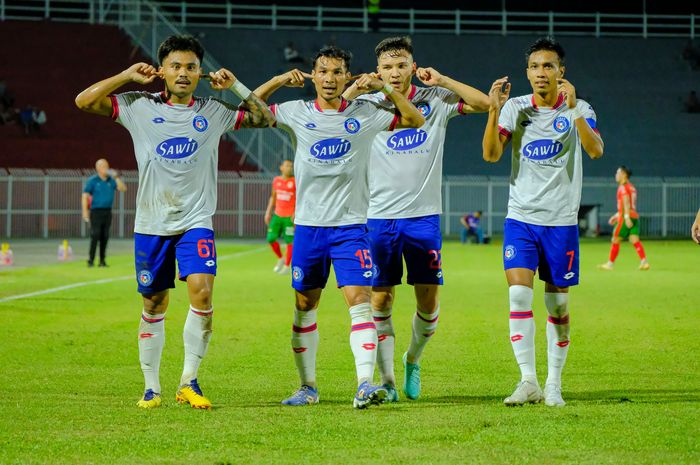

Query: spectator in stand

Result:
[682,40,700,70]
[33,107,47,130]
[284,42,306,65]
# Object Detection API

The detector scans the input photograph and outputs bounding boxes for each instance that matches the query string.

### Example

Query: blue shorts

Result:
[367,215,443,287]
[503,218,579,287]
[134,228,217,294]
[291,224,376,291]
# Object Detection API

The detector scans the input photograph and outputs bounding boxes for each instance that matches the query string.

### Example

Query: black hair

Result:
[157,35,205,66]
[618,165,632,178]
[312,45,352,70]
[525,36,565,66]
[374,36,413,58]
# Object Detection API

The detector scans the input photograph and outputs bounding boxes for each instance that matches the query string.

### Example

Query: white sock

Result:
[291,309,319,388]
[406,306,440,364]
[180,305,213,386]
[509,285,536,383]
[372,307,395,386]
[349,303,378,386]
[545,292,570,387]
[138,310,166,394]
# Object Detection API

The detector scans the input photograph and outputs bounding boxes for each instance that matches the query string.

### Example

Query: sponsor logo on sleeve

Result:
[310,138,351,159]
[193,115,208,132]
[156,137,198,159]
[344,118,360,134]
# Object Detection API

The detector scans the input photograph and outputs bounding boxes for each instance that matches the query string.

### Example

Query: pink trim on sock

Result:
[416,312,439,323]
[292,323,318,333]
[548,315,570,325]
[509,311,534,319]
[351,322,376,332]
[141,314,165,323]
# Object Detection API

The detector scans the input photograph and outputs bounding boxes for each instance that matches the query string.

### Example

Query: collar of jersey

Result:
[314,97,349,113]
[160,92,195,107]
[531,92,565,111]
[384,84,417,101]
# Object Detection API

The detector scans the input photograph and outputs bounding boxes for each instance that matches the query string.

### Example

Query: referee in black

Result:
[82,158,127,267]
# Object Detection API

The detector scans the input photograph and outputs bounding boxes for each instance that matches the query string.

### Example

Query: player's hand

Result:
[692,213,700,244]
[416,67,443,87]
[354,73,383,91]
[107,168,118,178]
[123,63,160,85]
[208,68,237,91]
[281,69,312,88]
[488,77,510,111]
[264,212,271,226]
[557,78,577,109]
[608,214,618,226]
[625,217,633,229]
[82,213,90,223]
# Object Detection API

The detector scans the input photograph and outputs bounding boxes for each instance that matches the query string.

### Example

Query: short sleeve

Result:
[497,99,516,139]
[209,98,242,132]
[111,92,148,130]
[364,100,398,132]
[83,178,94,194]
[270,101,293,129]
[577,99,598,133]
[440,88,468,120]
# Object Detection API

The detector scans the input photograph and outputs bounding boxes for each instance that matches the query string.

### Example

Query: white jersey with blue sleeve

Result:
[111,91,243,236]
[271,98,398,227]
[359,85,469,219]
[497,94,598,226]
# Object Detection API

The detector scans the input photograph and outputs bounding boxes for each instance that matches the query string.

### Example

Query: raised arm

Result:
[355,74,424,128]
[75,63,159,116]
[208,68,275,128]
[416,67,490,113]
[252,69,311,103]
[558,78,604,159]
[482,77,511,163]
[692,208,700,244]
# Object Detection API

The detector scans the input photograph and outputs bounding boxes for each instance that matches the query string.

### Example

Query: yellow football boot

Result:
[176,379,212,410]
[136,389,162,409]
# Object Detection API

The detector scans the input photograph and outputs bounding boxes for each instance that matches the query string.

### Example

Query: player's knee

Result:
[371,291,393,311]
[295,294,318,311]
[509,285,534,310]
[544,292,569,317]
[143,294,168,314]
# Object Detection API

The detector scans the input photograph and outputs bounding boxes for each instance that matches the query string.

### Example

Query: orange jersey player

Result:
[265,159,296,274]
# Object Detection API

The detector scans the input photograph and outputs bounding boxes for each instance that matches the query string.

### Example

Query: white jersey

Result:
[272,98,398,226]
[359,85,467,219]
[498,94,598,226]
[112,91,242,235]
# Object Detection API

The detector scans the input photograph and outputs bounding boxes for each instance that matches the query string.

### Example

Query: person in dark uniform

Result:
[82,158,127,267]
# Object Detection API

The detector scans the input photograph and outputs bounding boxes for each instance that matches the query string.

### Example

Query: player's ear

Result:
[411,62,417,75]
[559,66,565,78]
[158,66,164,79]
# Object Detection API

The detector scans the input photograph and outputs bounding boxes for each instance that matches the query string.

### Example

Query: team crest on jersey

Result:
[310,138,351,159]
[287,181,294,188]
[387,128,428,151]
[504,245,517,261]
[344,118,360,134]
[152,117,166,124]
[292,266,304,282]
[138,270,153,286]
[193,115,208,132]
[553,116,570,133]
[415,101,431,117]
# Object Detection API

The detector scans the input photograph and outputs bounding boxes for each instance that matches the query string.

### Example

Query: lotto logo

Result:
[293,347,307,353]
[362,343,376,350]
[139,332,154,339]
[557,341,570,348]
[363,270,373,278]
[205,260,215,267]
[504,245,517,261]
[378,334,387,342]
[563,272,575,280]
[511,334,524,342]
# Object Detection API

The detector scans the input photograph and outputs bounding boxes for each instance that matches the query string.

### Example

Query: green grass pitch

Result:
[0,238,698,465]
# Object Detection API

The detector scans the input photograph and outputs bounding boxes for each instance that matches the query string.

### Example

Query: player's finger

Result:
[301,72,314,79]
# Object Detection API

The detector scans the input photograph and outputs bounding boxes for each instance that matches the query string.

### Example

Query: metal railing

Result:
[1,172,698,239]
[1,1,697,38]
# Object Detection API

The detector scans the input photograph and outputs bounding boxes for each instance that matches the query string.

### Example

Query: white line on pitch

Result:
[0,246,266,304]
